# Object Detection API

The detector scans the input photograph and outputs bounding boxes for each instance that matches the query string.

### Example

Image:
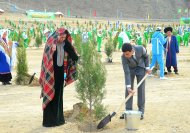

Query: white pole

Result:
[90,9,92,18]
[117,9,118,19]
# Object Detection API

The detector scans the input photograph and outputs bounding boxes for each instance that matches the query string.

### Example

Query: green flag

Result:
[178,9,181,13]
[185,8,188,13]
[68,8,70,17]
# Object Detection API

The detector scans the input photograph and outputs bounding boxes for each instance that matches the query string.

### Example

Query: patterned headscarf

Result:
[39,27,77,109]
[0,30,11,57]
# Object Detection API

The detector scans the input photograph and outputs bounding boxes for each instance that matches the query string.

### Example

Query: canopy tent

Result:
[0,9,4,14]
[54,12,64,18]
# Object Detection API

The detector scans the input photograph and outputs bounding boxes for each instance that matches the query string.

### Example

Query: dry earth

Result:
[0,15,190,133]
[0,45,190,133]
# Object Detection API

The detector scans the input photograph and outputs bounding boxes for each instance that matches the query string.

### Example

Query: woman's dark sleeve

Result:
[64,41,78,62]
[163,37,167,49]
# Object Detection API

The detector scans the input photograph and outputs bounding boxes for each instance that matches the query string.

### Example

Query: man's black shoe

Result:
[120,114,125,119]
[140,115,144,120]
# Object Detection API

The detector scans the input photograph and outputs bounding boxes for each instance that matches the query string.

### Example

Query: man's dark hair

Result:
[164,27,173,33]
[122,43,133,52]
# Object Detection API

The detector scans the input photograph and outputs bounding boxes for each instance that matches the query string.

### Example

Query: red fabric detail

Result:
[39,27,77,110]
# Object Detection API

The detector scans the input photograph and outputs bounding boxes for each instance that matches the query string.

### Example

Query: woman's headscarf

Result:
[0,30,11,57]
[45,28,72,46]
[0,29,8,44]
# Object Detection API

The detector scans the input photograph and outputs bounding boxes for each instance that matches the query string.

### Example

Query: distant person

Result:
[11,41,19,68]
[43,28,51,43]
[82,29,89,43]
[164,27,179,74]
[118,31,130,50]
[97,29,103,52]
[121,43,151,120]
[176,33,183,47]
[0,30,12,85]
[136,32,142,46]
[183,30,189,47]
[144,30,149,45]
[150,27,167,79]
[39,28,79,127]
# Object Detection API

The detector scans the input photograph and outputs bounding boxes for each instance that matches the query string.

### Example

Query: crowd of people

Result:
[0,20,186,85]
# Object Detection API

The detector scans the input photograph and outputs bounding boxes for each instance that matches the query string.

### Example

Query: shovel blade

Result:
[28,73,36,85]
[97,114,111,129]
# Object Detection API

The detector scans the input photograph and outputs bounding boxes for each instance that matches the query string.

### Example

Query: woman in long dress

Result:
[39,28,78,127]
[0,30,12,85]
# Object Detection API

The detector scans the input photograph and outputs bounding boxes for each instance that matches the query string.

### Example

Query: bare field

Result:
[0,14,190,133]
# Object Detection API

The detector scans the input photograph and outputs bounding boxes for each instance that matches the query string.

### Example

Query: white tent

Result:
[54,12,64,18]
[0,9,4,13]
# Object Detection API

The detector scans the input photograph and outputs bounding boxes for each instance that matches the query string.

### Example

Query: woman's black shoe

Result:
[2,82,6,85]
[6,82,11,85]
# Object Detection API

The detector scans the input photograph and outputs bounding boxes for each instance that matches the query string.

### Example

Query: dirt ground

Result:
[0,45,190,133]
[0,14,190,133]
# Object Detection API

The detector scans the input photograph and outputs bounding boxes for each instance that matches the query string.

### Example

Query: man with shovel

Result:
[120,43,151,120]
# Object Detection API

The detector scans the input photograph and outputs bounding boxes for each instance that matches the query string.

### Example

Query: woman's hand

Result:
[52,44,56,51]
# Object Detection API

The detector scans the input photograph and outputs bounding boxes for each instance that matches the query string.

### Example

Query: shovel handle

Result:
[115,67,154,114]
[110,112,116,118]
[114,75,146,113]
[115,92,133,113]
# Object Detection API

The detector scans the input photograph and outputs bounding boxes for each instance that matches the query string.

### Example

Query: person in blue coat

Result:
[164,27,179,74]
[150,27,167,79]
[0,45,12,85]
[0,30,12,85]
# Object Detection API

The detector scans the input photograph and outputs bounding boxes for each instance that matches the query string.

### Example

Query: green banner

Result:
[26,11,55,19]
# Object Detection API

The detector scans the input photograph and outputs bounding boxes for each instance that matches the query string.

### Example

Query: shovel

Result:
[97,70,151,129]
[28,72,36,85]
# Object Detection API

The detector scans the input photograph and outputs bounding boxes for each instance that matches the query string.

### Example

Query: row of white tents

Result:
[0,8,5,13]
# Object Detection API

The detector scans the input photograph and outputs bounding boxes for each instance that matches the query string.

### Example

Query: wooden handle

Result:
[115,67,154,113]
[114,93,133,113]
[115,74,147,113]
